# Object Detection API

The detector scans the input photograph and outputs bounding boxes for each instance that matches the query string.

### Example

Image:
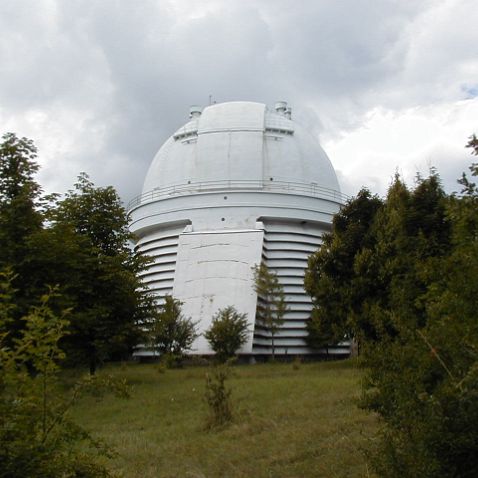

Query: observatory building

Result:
[129,101,346,356]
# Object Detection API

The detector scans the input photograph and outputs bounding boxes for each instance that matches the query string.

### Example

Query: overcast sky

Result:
[1,0,477,204]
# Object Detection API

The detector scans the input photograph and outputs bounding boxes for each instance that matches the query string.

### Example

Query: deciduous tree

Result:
[147,295,198,364]
[306,160,476,476]
[205,306,249,362]
[0,133,44,332]
[304,188,382,347]
[0,271,114,477]
[51,174,152,374]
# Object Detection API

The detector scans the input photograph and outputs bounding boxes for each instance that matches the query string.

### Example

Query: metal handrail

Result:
[127,179,347,211]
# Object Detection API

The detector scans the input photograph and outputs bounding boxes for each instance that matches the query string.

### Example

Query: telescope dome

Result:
[129,101,347,357]
[142,101,339,195]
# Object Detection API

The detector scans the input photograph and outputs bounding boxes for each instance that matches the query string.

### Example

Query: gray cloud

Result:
[1,0,477,204]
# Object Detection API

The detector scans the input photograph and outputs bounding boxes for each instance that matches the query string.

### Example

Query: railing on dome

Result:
[127,179,348,211]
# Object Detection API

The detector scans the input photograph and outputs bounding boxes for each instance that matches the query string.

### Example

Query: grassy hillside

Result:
[72,360,378,477]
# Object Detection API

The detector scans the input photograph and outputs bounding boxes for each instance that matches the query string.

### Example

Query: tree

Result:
[304,188,383,348]
[147,295,198,363]
[466,133,478,156]
[358,168,476,477]
[0,135,152,374]
[305,309,336,359]
[51,173,152,374]
[302,155,478,475]
[0,133,42,264]
[0,271,114,477]
[0,133,44,333]
[252,263,287,360]
[204,306,249,362]
[307,164,474,476]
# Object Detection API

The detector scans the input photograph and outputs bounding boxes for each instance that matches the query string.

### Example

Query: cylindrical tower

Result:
[129,101,347,356]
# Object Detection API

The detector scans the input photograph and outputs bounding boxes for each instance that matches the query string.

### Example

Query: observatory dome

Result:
[129,101,347,357]
[143,101,339,196]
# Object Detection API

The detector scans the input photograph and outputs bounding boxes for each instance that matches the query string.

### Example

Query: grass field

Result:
[72,360,378,478]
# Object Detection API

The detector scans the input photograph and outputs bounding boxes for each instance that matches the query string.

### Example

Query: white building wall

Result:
[172,229,264,354]
[136,222,190,301]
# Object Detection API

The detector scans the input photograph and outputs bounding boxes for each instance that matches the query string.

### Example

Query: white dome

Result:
[142,101,340,193]
[129,101,349,358]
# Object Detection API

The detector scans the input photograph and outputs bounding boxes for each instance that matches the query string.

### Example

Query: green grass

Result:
[71,360,378,478]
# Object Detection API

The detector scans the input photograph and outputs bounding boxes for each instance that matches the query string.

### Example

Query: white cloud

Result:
[325,98,478,196]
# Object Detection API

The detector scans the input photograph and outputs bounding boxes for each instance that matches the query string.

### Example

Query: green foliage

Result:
[0,272,114,477]
[304,188,383,346]
[147,295,198,365]
[355,172,472,477]
[306,159,478,477]
[204,306,249,362]
[466,133,478,157]
[252,263,287,360]
[0,134,151,373]
[54,173,131,256]
[49,173,152,374]
[0,132,42,259]
[204,363,233,429]
[0,133,44,334]
[305,309,336,357]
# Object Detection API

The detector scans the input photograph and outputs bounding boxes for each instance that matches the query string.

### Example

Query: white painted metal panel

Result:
[172,229,264,354]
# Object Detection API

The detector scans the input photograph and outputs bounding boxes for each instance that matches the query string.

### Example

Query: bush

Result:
[147,295,198,366]
[0,274,114,477]
[204,306,249,362]
[305,160,478,477]
[204,363,233,429]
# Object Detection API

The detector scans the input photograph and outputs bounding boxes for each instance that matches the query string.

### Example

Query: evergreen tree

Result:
[360,168,476,477]
[305,308,336,358]
[252,263,287,360]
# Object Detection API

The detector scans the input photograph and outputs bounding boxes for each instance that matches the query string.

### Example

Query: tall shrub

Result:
[205,306,249,362]
[0,271,113,477]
